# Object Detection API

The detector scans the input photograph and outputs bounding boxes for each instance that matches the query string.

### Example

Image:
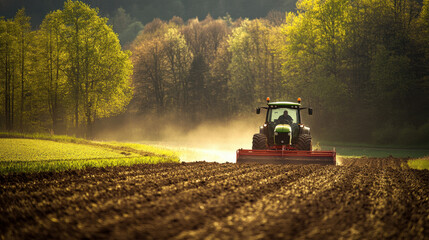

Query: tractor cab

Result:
[256,98,312,149]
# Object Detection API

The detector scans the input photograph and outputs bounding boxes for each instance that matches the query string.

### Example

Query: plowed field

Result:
[1,157,428,239]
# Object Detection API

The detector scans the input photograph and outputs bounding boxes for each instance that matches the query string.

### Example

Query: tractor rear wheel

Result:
[296,134,312,151]
[252,133,267,150]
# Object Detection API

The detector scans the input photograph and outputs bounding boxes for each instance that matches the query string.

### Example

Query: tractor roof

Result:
[268,101,301,107]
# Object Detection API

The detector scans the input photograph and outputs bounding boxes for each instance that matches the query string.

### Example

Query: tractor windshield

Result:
[268,107,299,124]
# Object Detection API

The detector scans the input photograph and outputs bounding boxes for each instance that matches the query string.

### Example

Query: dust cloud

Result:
[95,114,265,163]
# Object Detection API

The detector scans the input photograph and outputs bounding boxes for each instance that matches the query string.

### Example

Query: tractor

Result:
[236,97,336,165]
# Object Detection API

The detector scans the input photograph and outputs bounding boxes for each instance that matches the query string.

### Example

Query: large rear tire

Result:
[296,134,312,151]
[252,133,267,150]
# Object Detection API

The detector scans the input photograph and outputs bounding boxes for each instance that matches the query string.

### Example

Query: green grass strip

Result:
[0,138,140,161]
[0,156,175,174]
[0,132,180,174]
[408,157,429,170]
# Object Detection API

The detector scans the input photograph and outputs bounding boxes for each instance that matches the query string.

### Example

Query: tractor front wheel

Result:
[252,133,267,150]
[296,134,312,151]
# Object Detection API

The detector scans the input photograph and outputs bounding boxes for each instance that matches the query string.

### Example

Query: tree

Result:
[369,45,415,125]
[60,0,132,137]
[131,16,230,120]
[131,19,169,115]
[0,10,32,132]
[266,10,285,26]
[279,0,354,137]
[14,9,31,131]
[120,21,144,46]
[110,7,144,46]
[227,21,257,111]
[209,38,232,117]
[277,0,428,142]
[164,27,193,113]
[227,19,284,113]
[181,16,229,119]
[34,10,68,133]
[0,17,17,131]
[111,7,132,34]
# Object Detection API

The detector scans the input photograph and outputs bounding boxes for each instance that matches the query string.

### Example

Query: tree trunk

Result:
[4,45,10,131]
[74,18,80,135]
[20,31,25,132]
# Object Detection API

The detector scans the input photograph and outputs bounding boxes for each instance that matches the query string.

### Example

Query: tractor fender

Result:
[300,125,311,135]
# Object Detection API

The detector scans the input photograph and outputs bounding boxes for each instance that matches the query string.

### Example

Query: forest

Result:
[1,0,429,145]
[0,1,133,137]
[0,0,297,27]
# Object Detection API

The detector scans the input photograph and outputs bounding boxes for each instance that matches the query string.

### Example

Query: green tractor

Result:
[236,97,336,165]
[253,97,313,151]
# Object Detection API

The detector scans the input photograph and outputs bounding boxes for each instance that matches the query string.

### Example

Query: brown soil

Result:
[1,158,428,239]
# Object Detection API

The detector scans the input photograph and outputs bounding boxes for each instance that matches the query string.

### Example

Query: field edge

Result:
[0,132,180,174]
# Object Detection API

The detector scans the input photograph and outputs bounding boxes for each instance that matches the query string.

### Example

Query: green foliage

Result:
[408,157,429,170]
[119,21,144,45]
[130,17,230,120]
[227,20,258,109]
[371,122,429,146]
[0,1,133,137]
[60,0,133,136]
[127,1,429,146]
[2,0,429,146]
[109,8,144,46]
[0,9,33,132]
[322,143,429,158]
[1,0,299,29]
[278,0,429,143]
[227,18,286,111]
[34,10,68,134]
[280,0,351,130]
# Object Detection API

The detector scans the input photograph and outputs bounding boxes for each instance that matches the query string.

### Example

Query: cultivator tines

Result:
[236,149,336,165]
